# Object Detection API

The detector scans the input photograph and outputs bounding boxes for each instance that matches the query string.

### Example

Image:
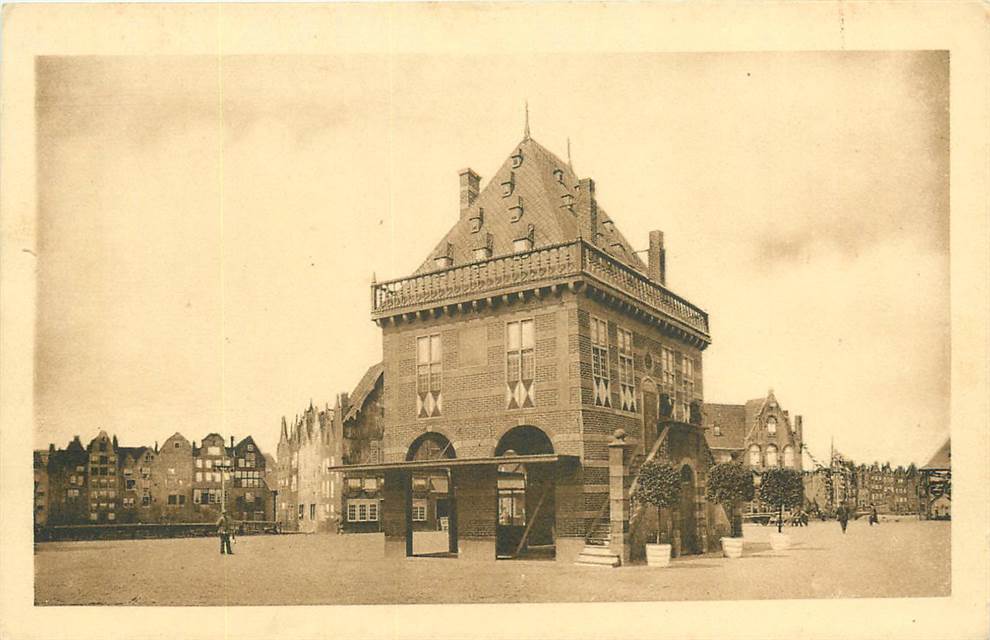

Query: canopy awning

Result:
[327,453,577,473]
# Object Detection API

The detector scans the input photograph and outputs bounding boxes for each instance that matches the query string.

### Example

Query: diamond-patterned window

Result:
[506,319,535,409]
[617,327,636,412]
[591,317,611,407]
[416,334,442,418]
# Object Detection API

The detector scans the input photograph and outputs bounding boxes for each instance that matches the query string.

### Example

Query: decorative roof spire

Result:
[524,100,530,140]
[567,137,573,169]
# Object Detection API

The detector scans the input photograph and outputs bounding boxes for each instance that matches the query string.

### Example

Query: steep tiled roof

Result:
[343,362,384,423]
[703,403,748,450]
[414,136,647,274]
[921,438,950,470]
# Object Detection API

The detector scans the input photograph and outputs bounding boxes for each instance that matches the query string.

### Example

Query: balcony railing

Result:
[372,240,710,337]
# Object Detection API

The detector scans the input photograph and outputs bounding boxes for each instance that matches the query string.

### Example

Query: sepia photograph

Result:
[1,3,988,640]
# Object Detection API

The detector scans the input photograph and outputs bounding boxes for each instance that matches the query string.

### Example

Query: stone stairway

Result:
[574,514,621,567]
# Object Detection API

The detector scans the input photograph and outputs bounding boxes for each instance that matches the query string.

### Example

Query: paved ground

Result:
[34,519,949,605]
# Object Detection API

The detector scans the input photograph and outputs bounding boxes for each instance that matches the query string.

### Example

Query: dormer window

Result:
[513,224,534,253]
[500,172,515,198]
[714,424,721,436]
[553,168,565,184]
[766,416,777,435]
[473,247,492,261]
[469,208,484,233]
[511,149,523,168]
[509,196,524,222]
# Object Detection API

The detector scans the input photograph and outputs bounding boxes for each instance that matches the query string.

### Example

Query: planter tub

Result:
[768,532,791,551]
[645,543,672,567]
[721,536,744,558]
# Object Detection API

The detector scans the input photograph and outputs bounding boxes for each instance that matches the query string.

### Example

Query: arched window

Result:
[406,433,455,462]
[766,417,777,435]
[748,444,761,467]
[783,445,795,468]
[765,444,779,467]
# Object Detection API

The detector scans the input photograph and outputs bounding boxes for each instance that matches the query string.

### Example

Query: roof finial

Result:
[524,100,530,140]
[567,137,573,169]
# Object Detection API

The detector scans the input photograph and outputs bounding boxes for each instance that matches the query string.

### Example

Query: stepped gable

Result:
[414,136,647,275]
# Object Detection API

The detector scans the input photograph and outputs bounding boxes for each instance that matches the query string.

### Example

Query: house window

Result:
[412,499,427,522]
[347,499,380,522]
[298,504,305,519]
[590,317,611,407]
[714,424,722,436]
[783,445,796,468]
[680,357,695,420]
[617,327,636,412]
[168,494,178,505]
[748,444,761,467]
[310,504,316,520]
[195,472,202,482]
[506,319,535,409]
[363,477,378,491]
[473,247,492,261]
[107,512,116,521]
[660,348,676,390]
[416,334,442,418]
[67,488,79,498]
[766,417,777,436]
[90,513,98,521]
[765,444,779,467]
[196,459,203,468]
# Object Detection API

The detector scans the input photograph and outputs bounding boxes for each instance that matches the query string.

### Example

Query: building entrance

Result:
[407,433,457,557]
[679,464,700,555]
[494,426,555,560]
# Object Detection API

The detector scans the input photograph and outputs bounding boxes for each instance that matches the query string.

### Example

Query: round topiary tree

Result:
[705,462,755,538]
[759,468,805,533]
[633,460,682,544]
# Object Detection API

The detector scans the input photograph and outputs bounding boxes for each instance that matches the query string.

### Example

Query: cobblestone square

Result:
[34,519,949,605]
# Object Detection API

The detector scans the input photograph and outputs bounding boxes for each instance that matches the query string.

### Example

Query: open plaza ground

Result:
[34,519,950,606]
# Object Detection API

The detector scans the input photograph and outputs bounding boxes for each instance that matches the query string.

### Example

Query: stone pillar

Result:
[608,429,632,565]
[382,469,409,558]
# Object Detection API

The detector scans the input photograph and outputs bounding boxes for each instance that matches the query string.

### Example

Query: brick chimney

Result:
[648,230,666,285]
[576,178,598,244]
[459,168,481,219]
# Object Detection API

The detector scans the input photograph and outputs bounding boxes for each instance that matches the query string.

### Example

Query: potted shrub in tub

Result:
[759,468,804,551]
[705,462,754,558]
[633,460,682,567]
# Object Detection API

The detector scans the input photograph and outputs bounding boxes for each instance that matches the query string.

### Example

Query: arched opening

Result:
[495,426,556,561]
[678,464,700,555]
[406,433,455,556]
[783,445,795,468]
[765,444,779,468]
[748,444,761,467]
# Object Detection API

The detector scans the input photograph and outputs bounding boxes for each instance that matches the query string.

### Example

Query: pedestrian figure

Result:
[217,512,234,555]
[869,504,879,526]
[837,504,849,534]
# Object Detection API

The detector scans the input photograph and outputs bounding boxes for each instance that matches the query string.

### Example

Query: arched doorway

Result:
[495,426,556,560]
[406,433,456,556]
[678,464,700,555]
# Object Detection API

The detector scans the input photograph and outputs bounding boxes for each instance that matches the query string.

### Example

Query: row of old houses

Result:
[34,430,276,529]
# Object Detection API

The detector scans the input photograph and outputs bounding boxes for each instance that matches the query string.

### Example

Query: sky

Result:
[34,51,949,467]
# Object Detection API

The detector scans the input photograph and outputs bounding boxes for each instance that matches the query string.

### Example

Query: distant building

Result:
[853,463,919,515]
[920,438,950,520]
[274,363,385,534]
[35,430,275,530]
[703,390,804,472]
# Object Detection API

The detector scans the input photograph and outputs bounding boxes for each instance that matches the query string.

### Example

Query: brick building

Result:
[853,463,919,515]
[275,363,385,533]
[33,450,50,527]
[35,430,275,530]
[332,130,721,565]
[703,390,804,471]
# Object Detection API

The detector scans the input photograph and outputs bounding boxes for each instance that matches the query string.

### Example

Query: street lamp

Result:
[215,460,233,516]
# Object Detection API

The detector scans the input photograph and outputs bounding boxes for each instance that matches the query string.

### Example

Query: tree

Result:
[759,468,804,533]
[633,460,682,544]
[705,462,754,538]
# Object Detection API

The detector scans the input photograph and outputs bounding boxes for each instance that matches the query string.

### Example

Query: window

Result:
[680,357,695,420]
[748,444,761,467]
[412,499,427,522]
[473,247,492,261]
[207,446,221,456]
[195,472,202,482]
[67,488,79,498]
[346,499,380,522]
[512,237,532,253]
[298,504,305,519]
[178,495,186,505]
[429,475,449,494]
[247,444,254,452]
[765,444,779,467]
[196,459,203,468]
[416,334,442,418]
[714,424,722,436]
[310,504,316,520]
[766,417,777,435]
[617,327,636,412]
[660,348,676,389]
[168,467,176,475]
[506,319,535,409]
[783,445,795,468]
[168,494,178,505]
[90,513,98,521]
[591,317,611,407]
[412,476,429,492]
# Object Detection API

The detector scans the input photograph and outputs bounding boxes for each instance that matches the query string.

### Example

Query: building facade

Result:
[334,132,720,565]
[703,390,804,472]
[274,364,385,533]
[36,431,275,530]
